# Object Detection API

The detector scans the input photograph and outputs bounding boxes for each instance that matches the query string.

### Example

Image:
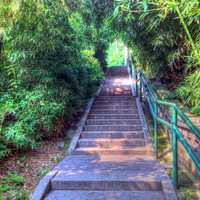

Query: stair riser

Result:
[90,110,137,114]
[93,103,137,107]
[84,126,142,131]
[100,89,132,92]
[86,120,141,125]
[96,98,135,101]
[97,94,132,96]
[73,149,153,156]
[51,181,162,191]
[100,91,132,94]
[81,133,144,139]
[92,106,137,110]
[78,141,145,148]
[88,114,139,119]
[100,93,132,96]
[94,99,135,102]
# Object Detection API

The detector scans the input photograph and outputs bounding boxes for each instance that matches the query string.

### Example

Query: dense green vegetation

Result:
[0,0,106,159]
[106,40,125,67]
[112,0,200,114]
[0,0,199,160]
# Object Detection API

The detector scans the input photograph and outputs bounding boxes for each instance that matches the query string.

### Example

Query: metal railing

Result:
[128,61,200,188]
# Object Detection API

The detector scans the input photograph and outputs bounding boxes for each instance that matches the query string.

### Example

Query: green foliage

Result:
[0,0,103,159]
[66,0,115,70]
[112,0,200,113]
[0,171,27,199]
[2,172,25,185]
[177,70,200,115]
[106,40,125,67]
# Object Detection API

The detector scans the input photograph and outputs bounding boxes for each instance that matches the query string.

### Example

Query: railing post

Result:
[171,106,178,188]
[153,100,158,158]
[139,72,142,101]
[135,72,138,97]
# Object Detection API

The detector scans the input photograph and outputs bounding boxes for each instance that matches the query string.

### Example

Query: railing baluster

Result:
[172,106,178,188]
[136,72,138,97]
[139,72,142,101]
[154,100,158,158]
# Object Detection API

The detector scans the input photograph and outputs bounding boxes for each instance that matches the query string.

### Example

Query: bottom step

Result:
[45,190,165,200]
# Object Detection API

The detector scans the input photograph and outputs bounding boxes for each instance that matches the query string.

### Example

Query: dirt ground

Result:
[0,137,70,200]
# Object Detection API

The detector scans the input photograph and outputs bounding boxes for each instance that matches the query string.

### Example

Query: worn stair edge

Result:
[72,147,153,156]
[81,131,145,139]
[88,114,139,119]
[44,190,166,200]
[86,119,141,125]
[51,180,163,191]
[68,80,104,154]
[29,170,58,200]
[78,138,145,148]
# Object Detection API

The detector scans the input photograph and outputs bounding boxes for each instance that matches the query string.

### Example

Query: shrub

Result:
[0,0,103,158]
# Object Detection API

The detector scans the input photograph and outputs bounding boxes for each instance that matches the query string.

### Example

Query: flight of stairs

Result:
[43,67,176,200]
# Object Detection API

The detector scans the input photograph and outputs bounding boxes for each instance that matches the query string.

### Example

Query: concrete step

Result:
[73,147,153,156]
[101,86,131,89]
[100,89,132,93]
[90,109,137,114]
[95,99,135,103]
[94,101,136,105]
[86,119,141,125]
[92,105,137,110]
[88,114,139,119]
[100,90,132,94]
[84,125,142,131]
[45,190,165,200]
[50,155,164,191]
[93,101,136,106]
[96,96,135,101]
[78,139,145,148]
[81,131,144,139]
[100,92,132,96]
[94,100,136,104]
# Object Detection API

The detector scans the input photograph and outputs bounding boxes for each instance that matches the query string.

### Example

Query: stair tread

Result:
[78,138,145,148]
[51,155,167,186]
[45,190,165,200]
[79,138,144,141]
[73,147,153,156]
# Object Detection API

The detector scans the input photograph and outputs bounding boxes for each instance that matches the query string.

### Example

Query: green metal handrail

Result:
[128,61,200,188]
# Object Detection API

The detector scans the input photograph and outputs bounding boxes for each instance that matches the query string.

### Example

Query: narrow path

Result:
[37,67,177,200]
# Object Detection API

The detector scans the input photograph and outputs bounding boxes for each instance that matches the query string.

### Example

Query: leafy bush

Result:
[0,0,103,158]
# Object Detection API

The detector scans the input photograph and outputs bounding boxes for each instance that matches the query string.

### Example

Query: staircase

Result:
[34,66,177,200]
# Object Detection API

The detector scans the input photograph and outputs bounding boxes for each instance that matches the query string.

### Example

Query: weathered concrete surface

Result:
[45,190,165,200]
[32,66,177,200]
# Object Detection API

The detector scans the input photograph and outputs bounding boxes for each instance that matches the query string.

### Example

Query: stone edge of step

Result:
[29,170,58,200]
[68,80,105,154]
[135,97,154,153]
